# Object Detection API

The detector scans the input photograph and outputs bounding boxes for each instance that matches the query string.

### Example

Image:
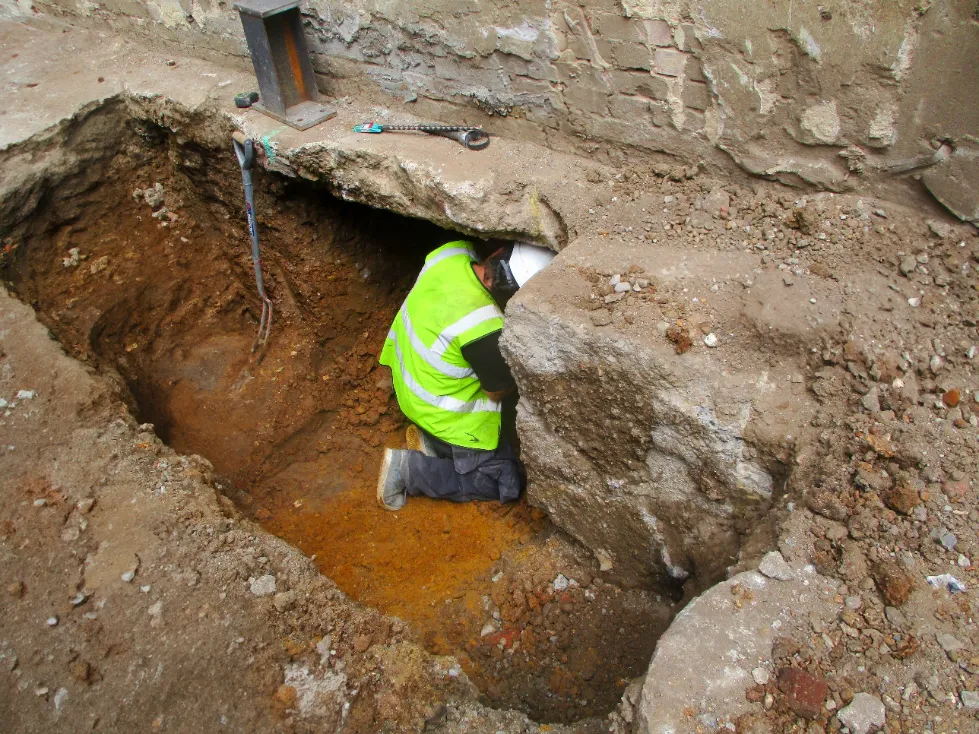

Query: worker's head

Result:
[476,242,556,307]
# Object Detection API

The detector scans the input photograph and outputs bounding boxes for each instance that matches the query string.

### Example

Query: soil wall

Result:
[4,0,978,224]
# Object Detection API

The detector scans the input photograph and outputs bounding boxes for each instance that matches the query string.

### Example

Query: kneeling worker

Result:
[376,240,555,510]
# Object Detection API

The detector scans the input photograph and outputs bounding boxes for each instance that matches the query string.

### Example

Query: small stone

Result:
[758,551,795,581]
[958,555,970,568]
[777,667,828,719]
[15,390,35,400]
[553,574,570,592]
[752,667,770,685]
[907,297,921,308]
[930,355,944,373]
[89,256,109,275]
[872,561,913,606]
[7,581,24,598]
[77,498,96,514]
[71,593,87,607]
[940,533,957,551]
[69,660,91,683]
[937,633,964,654]
[46,616,58,627]
[250,574,276,597]
[142,183,165,209]
[961,690,979,709]
[272,590,297,612]
[884,606,906,627]
[883,484,919,515]
[837,692,885,734]
[899,256,917,276]
[613,281,632,293]
[480,622,497,637]
[703,332,720,348]
[845,595,863,611]
[860,388,880,413]
[121,570,136,583]
[596,551,613,572]
[353,635,372,653]
[33,498,46,508]
[902,681,918,701]
[926,220,953,239]
[148,601,163,627]
[943,388,961,407]
[53,687,68,711]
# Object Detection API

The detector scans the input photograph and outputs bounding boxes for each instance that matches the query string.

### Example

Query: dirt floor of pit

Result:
[5,129,679,724]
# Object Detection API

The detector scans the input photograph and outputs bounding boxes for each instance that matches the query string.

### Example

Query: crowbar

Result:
[232,130,273,353]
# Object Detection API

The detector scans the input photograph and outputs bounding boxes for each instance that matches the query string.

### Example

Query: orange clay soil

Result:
[258,465,546,638]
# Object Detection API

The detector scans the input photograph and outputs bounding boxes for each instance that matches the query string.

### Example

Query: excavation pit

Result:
[4,119,683,724]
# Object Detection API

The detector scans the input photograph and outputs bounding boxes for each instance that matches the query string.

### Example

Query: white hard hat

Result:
[508,243,556,287]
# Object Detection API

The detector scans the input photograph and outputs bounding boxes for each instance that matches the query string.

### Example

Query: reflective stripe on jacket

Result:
[379,242,504,450]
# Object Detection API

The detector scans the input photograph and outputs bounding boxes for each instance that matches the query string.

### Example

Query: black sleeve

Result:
[460,330,516,393]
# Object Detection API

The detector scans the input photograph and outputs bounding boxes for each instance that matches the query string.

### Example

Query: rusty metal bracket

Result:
[233,0,336,131]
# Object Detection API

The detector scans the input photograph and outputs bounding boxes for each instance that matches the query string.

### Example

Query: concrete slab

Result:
[0,17,582,248]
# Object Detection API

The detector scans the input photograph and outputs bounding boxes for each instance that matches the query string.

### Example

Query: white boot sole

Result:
[376,450,399,510]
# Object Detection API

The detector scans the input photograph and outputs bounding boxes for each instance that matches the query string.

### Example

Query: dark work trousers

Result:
[403,428,524,504]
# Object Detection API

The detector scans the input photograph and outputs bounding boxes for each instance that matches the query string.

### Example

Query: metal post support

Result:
[233,0,336,130]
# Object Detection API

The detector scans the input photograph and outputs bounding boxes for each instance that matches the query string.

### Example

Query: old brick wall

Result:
[8,0,979,222]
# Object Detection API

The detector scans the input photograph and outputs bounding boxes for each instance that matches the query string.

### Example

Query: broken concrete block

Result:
[637,566,840,730]
[501,239,803,586]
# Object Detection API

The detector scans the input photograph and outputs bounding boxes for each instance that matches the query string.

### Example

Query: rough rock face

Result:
[501,237,822,587]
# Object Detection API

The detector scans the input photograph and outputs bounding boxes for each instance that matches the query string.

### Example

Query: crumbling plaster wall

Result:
[12,0,979,223]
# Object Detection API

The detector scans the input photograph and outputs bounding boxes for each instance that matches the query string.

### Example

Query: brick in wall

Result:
[612,42,652,71]
[682,80,710,110]
[653,48,687,77]
[589,12,642,42]
[643,19,673,47]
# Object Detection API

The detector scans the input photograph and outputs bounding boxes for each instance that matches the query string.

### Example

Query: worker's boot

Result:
[376,449,408,511]
[405,424,437,457]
